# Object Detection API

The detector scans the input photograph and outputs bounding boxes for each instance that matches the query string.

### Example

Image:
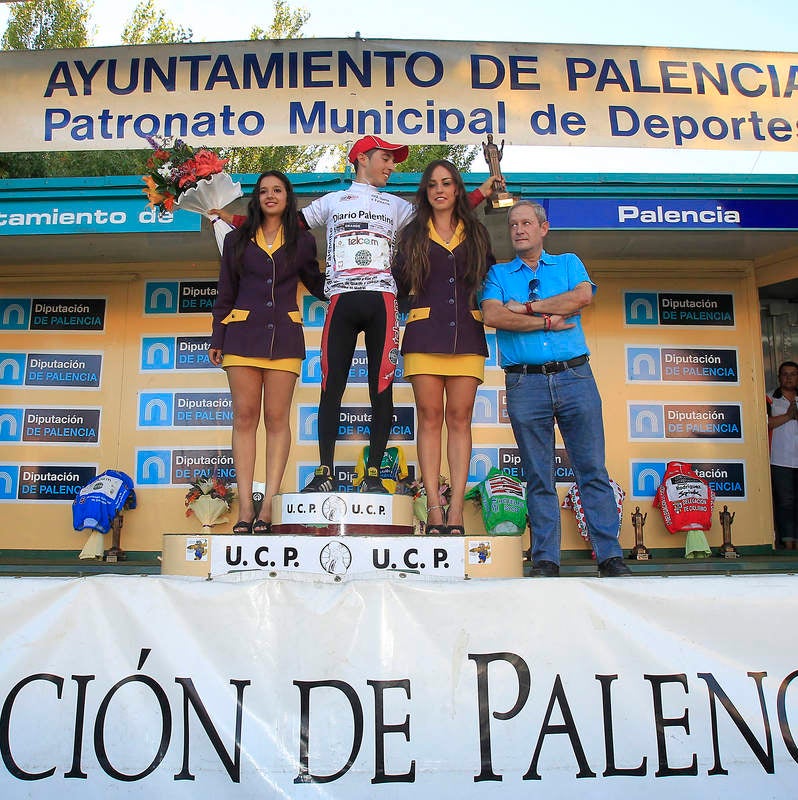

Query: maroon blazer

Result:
[394,237,495,357]
[210,231,325,359]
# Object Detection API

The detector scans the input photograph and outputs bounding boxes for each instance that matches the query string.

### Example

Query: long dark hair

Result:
[773,360,798,398]
[230,170,300,273]
[397,160,490,299]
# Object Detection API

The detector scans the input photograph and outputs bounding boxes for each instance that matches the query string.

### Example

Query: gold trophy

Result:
[629,506,650,560]
[481,134,515,211]
[718,505,741,558]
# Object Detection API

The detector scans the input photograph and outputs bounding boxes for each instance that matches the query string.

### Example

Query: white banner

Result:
[1,573,797,797]
[210,534,465,578]
[1,39,797,152]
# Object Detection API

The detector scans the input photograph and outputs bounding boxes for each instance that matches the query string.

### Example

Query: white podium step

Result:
[271,491,414,535]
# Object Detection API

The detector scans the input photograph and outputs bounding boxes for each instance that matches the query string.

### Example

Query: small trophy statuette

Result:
[104,511,128,563]
[481,134,515,211]
[629,506,650,560]
[718,505,740,558]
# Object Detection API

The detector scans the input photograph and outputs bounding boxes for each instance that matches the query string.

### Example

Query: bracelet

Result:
[525,301,535,316]
[543,314,552,332]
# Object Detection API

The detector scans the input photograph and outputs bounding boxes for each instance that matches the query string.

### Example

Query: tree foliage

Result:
[121,0,192,45]
[250,0,309,40]
[397,145,479,173]
[1,0,91,50]
[0,149,151,180]
[224,144,328,175]
[327,144,480,175]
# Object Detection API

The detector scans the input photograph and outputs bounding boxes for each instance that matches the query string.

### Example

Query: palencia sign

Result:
[2,39,797,151]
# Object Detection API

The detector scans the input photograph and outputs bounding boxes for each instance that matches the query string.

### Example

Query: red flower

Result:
[191,149,228,178]
[177,168,198,189]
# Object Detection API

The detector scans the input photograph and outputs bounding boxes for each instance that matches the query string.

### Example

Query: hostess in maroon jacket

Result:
[210,230,325,359]
[393,237,495,357]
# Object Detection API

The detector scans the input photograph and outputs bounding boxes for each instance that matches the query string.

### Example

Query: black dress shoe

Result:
[531,560,560,577]
[598,557,632,577]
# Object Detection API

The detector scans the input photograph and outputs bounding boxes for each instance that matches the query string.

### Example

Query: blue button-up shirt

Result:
[480,251,595,366]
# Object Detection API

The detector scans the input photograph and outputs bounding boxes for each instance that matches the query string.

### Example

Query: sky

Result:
[2,0,798,173]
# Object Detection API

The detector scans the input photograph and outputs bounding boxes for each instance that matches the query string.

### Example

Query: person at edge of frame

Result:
[768,360,798,549]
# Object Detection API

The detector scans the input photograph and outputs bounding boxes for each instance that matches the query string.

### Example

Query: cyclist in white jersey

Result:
[301,136,412,493]
[300,135,494,494]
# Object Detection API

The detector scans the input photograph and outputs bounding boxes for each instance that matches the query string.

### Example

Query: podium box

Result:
[271,492,414,535]
[163,491,523,580]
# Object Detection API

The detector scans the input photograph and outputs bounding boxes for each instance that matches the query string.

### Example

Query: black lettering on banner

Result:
[645,674,698,776]
[293,680,364,784]
[596,674,647,777]
[698,671,774,775]
[777,670,798,761]
[524,675,595,780]
[0,673,64,780]
[469,651,531,782]
[173,676,250,783]
[368,680,415,784]
[94,670,171,780]
[65,674,95,779]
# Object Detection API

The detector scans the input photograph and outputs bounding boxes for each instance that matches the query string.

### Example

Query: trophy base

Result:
[486,193,515,212]
[719,546,742,559]
[631,550,650,561]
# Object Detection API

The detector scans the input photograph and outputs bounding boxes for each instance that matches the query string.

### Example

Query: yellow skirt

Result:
[403,353,485,382]
[222,354,302,375]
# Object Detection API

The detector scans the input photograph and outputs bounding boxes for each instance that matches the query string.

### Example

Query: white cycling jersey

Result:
[301,180,415,297]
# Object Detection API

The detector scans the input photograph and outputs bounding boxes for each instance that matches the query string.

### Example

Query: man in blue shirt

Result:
[480,200,630,577]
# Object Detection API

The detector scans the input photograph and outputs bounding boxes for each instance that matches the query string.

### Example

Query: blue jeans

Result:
[505,361,623,565]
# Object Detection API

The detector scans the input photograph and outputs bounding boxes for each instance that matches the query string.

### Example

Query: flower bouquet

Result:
[185,475,235,531]
[142,135,242,253]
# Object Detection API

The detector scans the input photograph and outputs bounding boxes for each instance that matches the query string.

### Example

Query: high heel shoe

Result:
[446,523,466,536]
[424,505,447,536]
[232,519,253,535]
